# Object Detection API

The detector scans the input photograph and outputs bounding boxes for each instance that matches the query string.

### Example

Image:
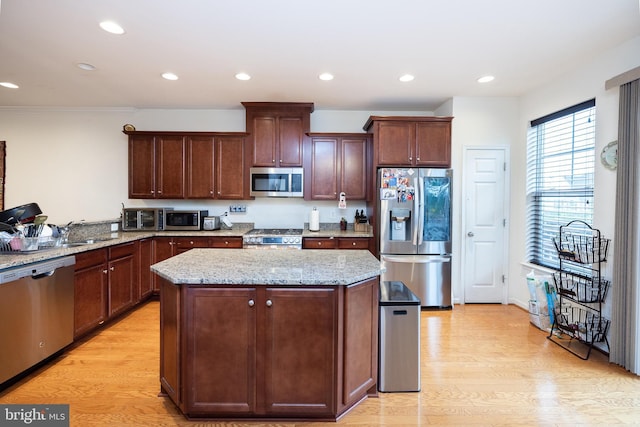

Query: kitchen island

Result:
[151,248,383,421]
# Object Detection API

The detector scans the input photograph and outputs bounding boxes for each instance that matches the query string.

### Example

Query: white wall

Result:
[0,106,429,226]
[448,97,520,304]
[510,35,640,309]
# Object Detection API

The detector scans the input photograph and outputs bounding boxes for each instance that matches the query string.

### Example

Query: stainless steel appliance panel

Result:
[417,169,452,255]
[380,254,452,308]
[122,208,169,231]
[378,281,420,392]
[164,210,208,231]
[250,167,304,197]
[0,256,76,384]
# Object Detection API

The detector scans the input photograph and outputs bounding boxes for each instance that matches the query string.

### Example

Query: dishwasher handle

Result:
[31,270,57,280]
[0,256,76,284]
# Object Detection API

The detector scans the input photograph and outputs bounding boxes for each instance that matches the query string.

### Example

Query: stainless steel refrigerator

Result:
[378,168,452,308]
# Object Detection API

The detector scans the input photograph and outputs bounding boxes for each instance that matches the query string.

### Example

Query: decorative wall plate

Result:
[600,140,617,170]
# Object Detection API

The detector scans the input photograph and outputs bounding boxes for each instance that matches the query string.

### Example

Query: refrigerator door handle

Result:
[412,177,419,246]
[382,254,451,263]
[417,175,425,246]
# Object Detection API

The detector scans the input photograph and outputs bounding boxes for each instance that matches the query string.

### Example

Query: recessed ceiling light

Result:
[0,82,19,89]
[319,73,334,81]
[477,75,495,83]
[77,63,96,71]
[399,74,415,82]
[235,73,251,81]
[162,72,179,81]
[99,20,125,35]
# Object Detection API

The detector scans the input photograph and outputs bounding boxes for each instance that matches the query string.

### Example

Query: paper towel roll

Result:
[309,208,320,231]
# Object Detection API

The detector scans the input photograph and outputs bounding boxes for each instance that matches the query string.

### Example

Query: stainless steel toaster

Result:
[202,216,221,230]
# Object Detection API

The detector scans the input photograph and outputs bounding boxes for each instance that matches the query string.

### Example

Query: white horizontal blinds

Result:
[526,100,596,269]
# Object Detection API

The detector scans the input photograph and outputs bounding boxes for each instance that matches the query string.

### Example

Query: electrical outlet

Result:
[110,223,119,232]
[230,205,247,213]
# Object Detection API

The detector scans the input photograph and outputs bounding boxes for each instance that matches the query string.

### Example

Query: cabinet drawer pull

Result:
[352,242,357,246]
[266,299,273,307]
[248,299,255,307]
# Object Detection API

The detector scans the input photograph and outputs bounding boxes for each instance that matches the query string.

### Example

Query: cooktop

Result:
[245,228,303,236]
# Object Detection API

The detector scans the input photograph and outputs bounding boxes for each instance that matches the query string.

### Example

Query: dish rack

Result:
[547,220,610,359]
[0,235,62,253]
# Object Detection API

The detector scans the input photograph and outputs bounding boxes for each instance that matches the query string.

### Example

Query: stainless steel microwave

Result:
[164,210,208,231]
[250,167,304,198]
[122,208,170,231]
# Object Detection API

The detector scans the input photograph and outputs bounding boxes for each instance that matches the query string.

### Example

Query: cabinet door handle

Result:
[110,266,115,271]
[409,156,413,161]
[102,269,108,274]
[416,157,420,161]
[266,299,273,307]
[248,299,255,307]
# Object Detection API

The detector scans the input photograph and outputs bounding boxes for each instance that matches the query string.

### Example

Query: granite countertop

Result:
[302,229,373,238]
[151,248,384,286]
[0,228,251,270]
[0,227,373,271]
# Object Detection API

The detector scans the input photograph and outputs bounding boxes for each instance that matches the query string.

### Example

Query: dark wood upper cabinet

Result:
[186,135,215,198]
[186,134,246,199]
[363,116,452,167]
[127,131,246,200]
[128,133,185,199]
[306,134,370,201]
[128,134,156,199]
[215,135,245,199]
[243,102,314,167]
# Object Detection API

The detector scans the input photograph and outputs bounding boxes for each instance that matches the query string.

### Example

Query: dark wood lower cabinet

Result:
[108,242,137,317]
[303,237,370,250]
[138,238,154,300]
[159,277,378,420]
[73,242,138,338]
[74,249,108,338]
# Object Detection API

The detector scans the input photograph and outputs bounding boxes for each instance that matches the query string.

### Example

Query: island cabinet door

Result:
[183,286,257,416]
[341,278,378,410]
[260,287,338,417]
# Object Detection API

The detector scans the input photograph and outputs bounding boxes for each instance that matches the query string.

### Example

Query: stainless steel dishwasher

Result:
[0,255,76,384]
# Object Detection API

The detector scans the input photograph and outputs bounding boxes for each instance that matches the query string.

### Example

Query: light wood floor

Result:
[2,300,640,426]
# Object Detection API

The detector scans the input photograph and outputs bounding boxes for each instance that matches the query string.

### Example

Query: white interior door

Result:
[463,147,508,303]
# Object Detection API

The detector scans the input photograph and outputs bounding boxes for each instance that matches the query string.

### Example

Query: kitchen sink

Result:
[61,242,91,248]
[63,237,118,247]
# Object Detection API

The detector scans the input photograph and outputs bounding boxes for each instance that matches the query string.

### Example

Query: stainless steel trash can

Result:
[378,281,421,392]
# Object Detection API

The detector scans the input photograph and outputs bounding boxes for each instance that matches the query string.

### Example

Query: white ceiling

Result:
[0,0,639,111]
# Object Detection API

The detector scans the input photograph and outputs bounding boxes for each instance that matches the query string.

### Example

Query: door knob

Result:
[467,231,474,237]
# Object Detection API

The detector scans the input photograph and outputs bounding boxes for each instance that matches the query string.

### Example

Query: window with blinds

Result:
[526,99,596,269]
